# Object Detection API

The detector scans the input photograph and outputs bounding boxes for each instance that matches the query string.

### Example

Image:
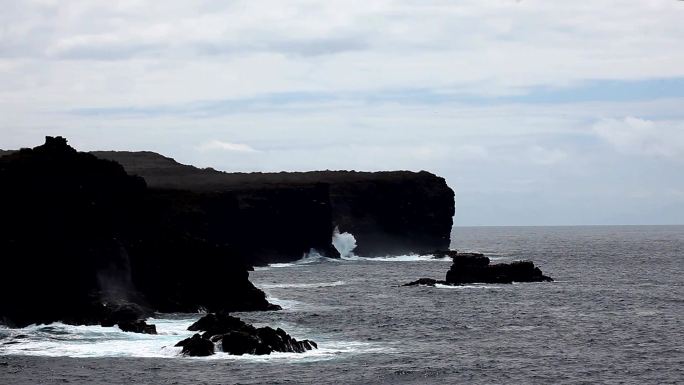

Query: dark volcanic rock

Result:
[402,278,442,287]
[98,302,153,327]
[176,333,215,357]
[2,144,455,264]
[404,251,553,287]
[91,151,454,259]
[0,137,275,328]
[187,313,249,339]
[117,320,157,334]
[252,326,316,354]
[445,253,553,284]
[182,313,317,356]
[220,331,264,355]
[92,152,340,265]
[0,137,147,327]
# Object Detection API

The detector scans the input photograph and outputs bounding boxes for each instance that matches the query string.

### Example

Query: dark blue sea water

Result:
[1,225,683,384]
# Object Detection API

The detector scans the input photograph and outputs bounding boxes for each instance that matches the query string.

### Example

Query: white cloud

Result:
[2,1,684,225]
[593,117,684,159]
[198,140,259,153]
[1,1,684,110]
[528,146,567,165]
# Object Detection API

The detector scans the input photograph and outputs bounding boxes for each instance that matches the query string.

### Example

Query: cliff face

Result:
[92,151,339,265]
[323,171,454,256]
[0,138,273,327]
[93,152,455,257]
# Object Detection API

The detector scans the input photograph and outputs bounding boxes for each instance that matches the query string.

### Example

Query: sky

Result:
[1,0,683,226]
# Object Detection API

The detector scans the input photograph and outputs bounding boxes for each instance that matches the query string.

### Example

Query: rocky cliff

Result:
[93,151,455,257]
[0,138,275,327]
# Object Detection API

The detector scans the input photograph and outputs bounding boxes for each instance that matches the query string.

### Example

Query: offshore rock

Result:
[187,313,247,339]
[176,333,215,357]
[182,313,317,356]
[404,252,553,286]
[117,320,157,334]
[445,253,553,284]
[402,278,441,287]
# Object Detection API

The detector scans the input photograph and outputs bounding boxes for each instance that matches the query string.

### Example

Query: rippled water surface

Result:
[1,226,683,384]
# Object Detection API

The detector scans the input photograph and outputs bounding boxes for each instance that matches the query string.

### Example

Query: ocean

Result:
[1,225,683,384]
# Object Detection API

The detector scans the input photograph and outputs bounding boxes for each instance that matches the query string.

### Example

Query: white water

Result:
[259,250,334,269]
[0,316,390,361]
[341,254,452,262]
[0,316,197,358]
[261,281,346,289]
[332,228,357,258]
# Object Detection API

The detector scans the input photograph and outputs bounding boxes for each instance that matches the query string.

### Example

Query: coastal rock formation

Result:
[0,136,456,328]
[404,252,553,286]
[176,334,215,357]
[402,278,440,287]
[92,151,454,259]
[446,253,553,284]
[1,144,455,264]
[117,320,157,334]
[0,137,275,328]
[178,313,317,356]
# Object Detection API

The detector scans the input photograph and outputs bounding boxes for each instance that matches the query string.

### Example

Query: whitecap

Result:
[500,325,538,331]
[263,250,337,269]
[0,317,199,358]
[260,281,346,289]
[342,254,452,262]
[0,317,391,362]
[264,296,307,311]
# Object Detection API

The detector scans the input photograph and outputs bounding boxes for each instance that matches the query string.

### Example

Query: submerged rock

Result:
[402,278,441,287]
[424,250,460,259]
[178,313,317,356]
[117,320,157,334]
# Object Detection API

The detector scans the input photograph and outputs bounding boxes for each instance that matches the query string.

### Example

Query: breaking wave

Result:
[0,316,390,362]
[341,254,452,262]
[260,281,346,289]
[332,228,357,258]
[257,250,337,269]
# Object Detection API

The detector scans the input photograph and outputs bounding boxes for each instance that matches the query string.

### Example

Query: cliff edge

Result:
[93,151,455,257]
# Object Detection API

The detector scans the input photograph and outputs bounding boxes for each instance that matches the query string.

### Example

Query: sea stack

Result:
[403,251,553,286]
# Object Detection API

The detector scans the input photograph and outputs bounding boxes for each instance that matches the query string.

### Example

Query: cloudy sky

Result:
[1,0,683,225]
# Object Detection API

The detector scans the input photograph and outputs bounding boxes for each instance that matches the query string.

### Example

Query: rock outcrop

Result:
[117,320,157,334]
[177,313,317,356]
[0,137,275,328]
[402,278,440,287]
[446,253,553,284]
[176,334,215,357]
[404,252,553,286]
